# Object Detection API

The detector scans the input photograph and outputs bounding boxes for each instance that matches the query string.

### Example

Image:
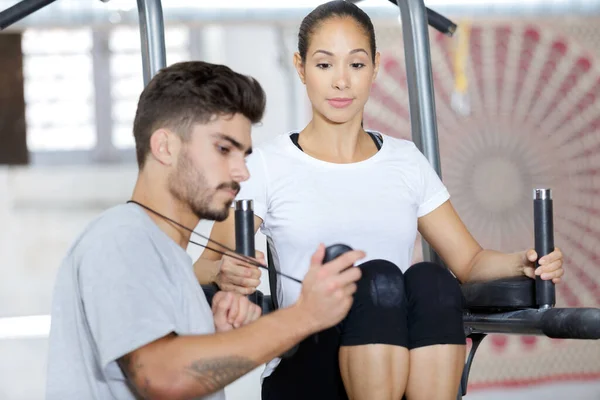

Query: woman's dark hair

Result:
[133,61,266,168]
[298,0,376,63]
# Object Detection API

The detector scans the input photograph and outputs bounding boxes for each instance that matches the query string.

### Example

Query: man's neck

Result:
[130,176,198,250]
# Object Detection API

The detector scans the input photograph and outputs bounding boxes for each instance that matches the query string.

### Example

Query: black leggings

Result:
[261,260,466,400]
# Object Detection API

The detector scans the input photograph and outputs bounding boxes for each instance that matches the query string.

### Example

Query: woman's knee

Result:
[340,260,409,347]
[405,262,464,309]
[355,260,406,308]
[404,262,466,349]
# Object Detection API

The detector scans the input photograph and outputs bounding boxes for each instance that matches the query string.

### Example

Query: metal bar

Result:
[91,29,117,163]
[463,307,600,339]
[464,310,546,336]
[136,0,167,86]
[397,0,443,264]
[0,0,56,30]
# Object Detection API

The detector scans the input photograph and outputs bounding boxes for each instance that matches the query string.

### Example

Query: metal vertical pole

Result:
[136,0,167,86]
[397,0,444,264]
[91,29,115,163]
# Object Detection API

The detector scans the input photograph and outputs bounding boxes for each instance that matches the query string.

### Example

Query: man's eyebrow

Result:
[212,133,252,155]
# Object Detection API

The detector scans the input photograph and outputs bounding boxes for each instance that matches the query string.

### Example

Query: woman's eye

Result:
[316,63,331,69]
[351,63,366,69]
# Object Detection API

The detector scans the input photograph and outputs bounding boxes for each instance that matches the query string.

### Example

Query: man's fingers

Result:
[211,291,225,313]
[309,244,326,268]
[213,292,233,317]
[321,251,366,275]
[227,294,240,324]
[245,304,262,325]
[326,264,363,289]
[234,297,250,328]
[342,282,358,297]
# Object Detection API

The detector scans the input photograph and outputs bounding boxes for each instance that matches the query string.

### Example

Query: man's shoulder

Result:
[67,204,150,258]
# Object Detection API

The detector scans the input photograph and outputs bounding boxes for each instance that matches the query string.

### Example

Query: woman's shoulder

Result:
[253,131,296,154]
[368,130,419,152]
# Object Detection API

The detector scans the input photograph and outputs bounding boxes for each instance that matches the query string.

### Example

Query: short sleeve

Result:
[412,145,450,217]
[236,149,269,221]
[78,229,177,371]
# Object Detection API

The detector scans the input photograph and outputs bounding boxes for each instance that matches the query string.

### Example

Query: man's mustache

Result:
[217,182,241,195]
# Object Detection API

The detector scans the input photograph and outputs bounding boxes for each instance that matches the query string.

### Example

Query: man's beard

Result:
[168,149,240,222]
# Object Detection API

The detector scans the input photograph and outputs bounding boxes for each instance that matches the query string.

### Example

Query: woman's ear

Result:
[293,52,306,85]
[373,51,381,81]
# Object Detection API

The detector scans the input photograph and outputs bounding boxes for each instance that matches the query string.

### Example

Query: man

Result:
[45,61,364,400]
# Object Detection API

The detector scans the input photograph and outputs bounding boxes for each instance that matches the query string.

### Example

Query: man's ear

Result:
[148,129,176,166]
[293,52,306,85]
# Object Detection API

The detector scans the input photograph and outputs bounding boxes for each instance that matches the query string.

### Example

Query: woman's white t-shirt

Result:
[235,131,450,378]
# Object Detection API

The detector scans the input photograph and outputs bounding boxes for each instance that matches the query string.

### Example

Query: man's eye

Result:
[217,146,231,154]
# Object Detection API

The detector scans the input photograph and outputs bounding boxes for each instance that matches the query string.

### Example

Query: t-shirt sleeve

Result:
[412,144,450,217]
[78,229,177,371]
[236,149,269,222]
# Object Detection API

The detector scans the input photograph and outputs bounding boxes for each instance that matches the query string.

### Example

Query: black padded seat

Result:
[461,276,536,312]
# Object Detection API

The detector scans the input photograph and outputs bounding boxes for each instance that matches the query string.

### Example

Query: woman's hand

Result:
[520,247,564,284]
[215,251,264,295]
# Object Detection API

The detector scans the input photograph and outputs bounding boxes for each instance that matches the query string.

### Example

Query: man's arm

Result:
[118,306,311,400]
[119,246,364,400]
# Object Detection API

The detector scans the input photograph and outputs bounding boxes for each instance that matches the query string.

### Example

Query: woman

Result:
[194,1,564,399]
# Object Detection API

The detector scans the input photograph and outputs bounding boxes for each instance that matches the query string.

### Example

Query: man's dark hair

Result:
[132,61,266,168]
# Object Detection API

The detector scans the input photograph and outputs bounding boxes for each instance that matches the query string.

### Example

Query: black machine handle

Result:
[534,188,556,309]
[0,0,57,30]
[235,199,259,305]
[541,308,600,340]
[385,0,457,36]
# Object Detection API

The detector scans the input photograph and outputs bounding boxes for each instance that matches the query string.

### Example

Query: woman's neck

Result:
[298,112,377,164]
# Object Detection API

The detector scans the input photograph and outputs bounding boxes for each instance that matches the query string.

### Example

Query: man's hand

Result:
[294,244,365,332]
[215,251,264,295]
[212,291,262,332]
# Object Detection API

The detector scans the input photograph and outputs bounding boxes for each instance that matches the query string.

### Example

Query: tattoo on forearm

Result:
[184,356,257,393]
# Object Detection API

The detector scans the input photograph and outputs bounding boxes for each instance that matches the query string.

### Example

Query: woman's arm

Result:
[417,200,564,284]
[194,212,265,292]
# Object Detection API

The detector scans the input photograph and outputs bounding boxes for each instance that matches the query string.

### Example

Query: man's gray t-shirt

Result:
[46,203,224,400]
